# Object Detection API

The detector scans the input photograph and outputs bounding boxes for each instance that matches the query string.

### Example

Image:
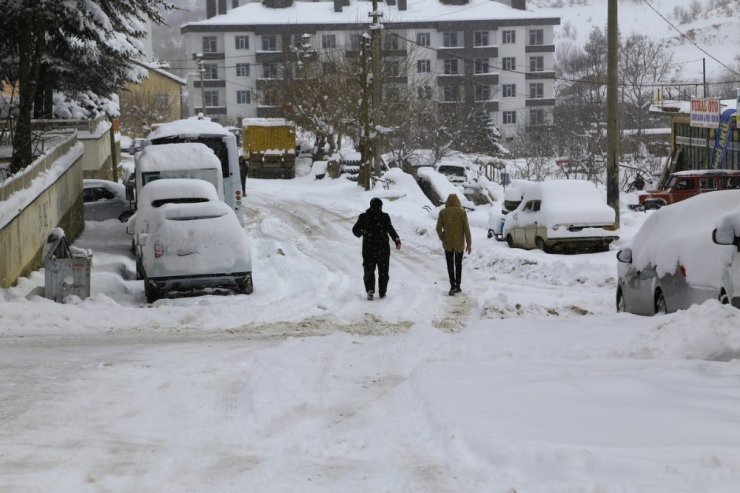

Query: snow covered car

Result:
[437,163,467,184]
[712,202,740,309]
[488,180,533,240]
[127,179,220,266]
[503,180,617,253]
[617,190,740,315]
[139,200,252,303]
[83,179,132,222]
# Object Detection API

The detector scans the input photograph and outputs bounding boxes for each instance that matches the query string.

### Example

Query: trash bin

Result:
[43,228,92,303]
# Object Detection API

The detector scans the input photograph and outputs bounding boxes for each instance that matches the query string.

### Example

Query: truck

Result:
[241,118,296,179]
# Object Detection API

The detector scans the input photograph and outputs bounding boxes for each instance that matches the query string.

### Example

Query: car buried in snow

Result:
[712,202,740,309]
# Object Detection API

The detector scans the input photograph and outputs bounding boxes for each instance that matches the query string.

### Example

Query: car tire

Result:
[145,281,160,303]
[535,237,550,253]
[506,234,514,248]
[237,273,253,295]
[119,210,133,223]
[487,229,493,239]
[616,288,625,313]
[654,289,667,315]
[720,289,729,305]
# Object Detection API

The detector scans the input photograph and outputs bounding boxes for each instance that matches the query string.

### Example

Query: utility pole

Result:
[359,35,372,190]
[196,53,207,118]
[369,0,383,178]
[702,58,707,97]
[606,0,620,227]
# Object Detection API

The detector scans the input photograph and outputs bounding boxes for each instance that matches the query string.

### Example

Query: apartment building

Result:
[181,0,559,138]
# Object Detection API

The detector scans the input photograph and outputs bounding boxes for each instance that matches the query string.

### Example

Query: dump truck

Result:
[241,118,296,179]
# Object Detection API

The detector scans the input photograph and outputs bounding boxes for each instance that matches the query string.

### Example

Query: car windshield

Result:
[151,197,210,208]
[439,166,465,176]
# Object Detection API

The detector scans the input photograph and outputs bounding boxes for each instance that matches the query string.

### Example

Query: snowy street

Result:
[3,174,740,492]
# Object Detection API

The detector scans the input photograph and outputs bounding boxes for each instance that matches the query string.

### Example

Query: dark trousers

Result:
[445,250,463,288]
[363,253,390,295]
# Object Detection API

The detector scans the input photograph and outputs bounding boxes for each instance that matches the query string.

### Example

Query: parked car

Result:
[83,179,132,222]
[128,138,148,155]
[139,200,252,302]
[617,190,740,315]
[712,203,740,308]
[488,180,533,240]
[127,178,221,267]
[437,163,467,184]
[503,180,617,253]
[638,169,740,210]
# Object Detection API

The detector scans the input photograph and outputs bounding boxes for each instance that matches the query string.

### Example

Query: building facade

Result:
[182,0,559,138]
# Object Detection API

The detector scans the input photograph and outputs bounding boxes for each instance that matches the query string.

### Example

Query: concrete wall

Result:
[0,133,85,288]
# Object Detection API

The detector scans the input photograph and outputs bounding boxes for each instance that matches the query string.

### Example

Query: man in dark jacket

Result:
[352,198,401,300]
[436,193,472,296]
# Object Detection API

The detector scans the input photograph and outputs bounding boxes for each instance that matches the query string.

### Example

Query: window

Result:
[503,84,516,97]
[675,178,694,191]
[529,29,544,46]
[503,111,517,124]
[203,63,218,80]
[475,85,490,101]
[261,35,277,51]
[322,62,334,75]
[724,177,740,189]
[384,35,401,50]
[443,85,460,101]
[237,90,251,104]
[386,87,400,101]
[417,85,432,99]
[416,32,430,46]
[474,31,489,47]
[474,58,489,74]
[529,56,544,72]
[502,57,516,71]
[236,63,250,77]
[443,59,458,75]
[262,62,278,78]
[204,90,219,107]
[417,59,430,73]
[502,30,516,44]
[529,108,545,126]
[202,36,217,53]
[442,32,458,48]
[385,60,400,77]
[350,33,363,50]
[529,83,544,99]
[322,34,336,49]
[700,177,716,190]
[235,35,249,50]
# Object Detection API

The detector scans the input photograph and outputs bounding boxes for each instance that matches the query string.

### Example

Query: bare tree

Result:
[119,86,180,138]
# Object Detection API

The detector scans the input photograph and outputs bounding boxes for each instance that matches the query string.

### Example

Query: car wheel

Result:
[720,289,729,305]
[506,234,514,248]
[145,281,160,303]
[118,210,133,223]
[616,288,625,313]
[487,229,493,239]
[535,237,550,253]
[654,289,667,315]
[238,273,253,295]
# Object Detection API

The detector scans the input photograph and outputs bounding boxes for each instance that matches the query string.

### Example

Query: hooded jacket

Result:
[352,199,400,257]
[436,194,471,252]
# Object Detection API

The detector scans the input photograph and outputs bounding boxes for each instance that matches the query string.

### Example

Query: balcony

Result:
[194,106,227,115]
[525,71,555,80]
[192,52,224,60]
[471,46,498,58]
[525,98,555,107]
[256,51,286,63]
[525,44,555,53]
[193,80,226,88]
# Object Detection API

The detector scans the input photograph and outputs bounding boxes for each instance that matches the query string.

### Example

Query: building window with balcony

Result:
[502,57,516,71]
[204,90,219,107]
[529,56,544,72]
[262,62,278,78]
[503,111,517,124]
[384,35,401,50]
[416,32,430,46]
[417,85,432,100]
[237,90,251,104]
[474,31,490,47]
[417,59,430,74]
[322,34,336,49]
[474,58,489,74]
[475,85,491,101]
[529,108,545,125]
[236,63,250,77]
[203,63,218,79]
[443,59,458,75]
[202,36,217,53]
[261,35,277,51]
[503,83,516,97]
[442,32,458,48]
[502,30,516,44]
[235,35,249,50]
[529,29,544,46]
[529,82,544,99]
[443,85,460,102]
[350,33,362,50]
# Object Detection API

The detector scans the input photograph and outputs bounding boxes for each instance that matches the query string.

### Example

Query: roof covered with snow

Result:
[136,143,221,173]
[148,119,231,140]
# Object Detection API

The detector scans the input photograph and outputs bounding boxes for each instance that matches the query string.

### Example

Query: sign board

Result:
[690,98,721,128]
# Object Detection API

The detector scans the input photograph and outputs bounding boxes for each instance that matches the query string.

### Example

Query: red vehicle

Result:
[638,169,740,209]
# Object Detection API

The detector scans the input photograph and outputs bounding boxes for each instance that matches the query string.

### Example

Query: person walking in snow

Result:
[436,193,472,296]
[352,198,401,300]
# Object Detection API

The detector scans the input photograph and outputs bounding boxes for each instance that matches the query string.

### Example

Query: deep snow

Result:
[2,165,740,492]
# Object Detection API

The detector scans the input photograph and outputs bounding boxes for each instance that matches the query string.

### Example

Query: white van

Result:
[147,118,244,225]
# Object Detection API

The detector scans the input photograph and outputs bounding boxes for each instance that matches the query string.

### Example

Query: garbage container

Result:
[43,228,92,303]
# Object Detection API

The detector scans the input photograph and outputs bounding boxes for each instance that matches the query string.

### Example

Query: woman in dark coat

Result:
[352,198,401,300]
